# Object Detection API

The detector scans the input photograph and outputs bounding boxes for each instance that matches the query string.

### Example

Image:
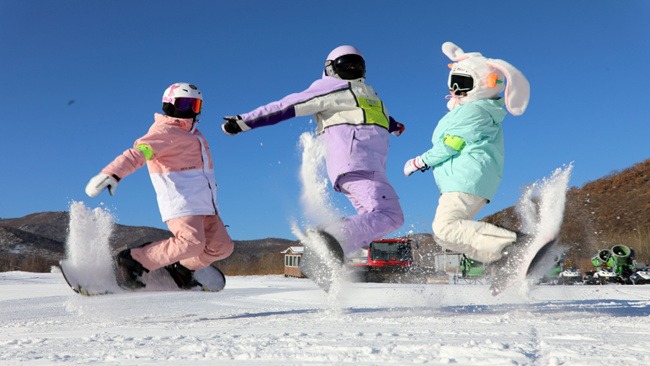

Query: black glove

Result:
[388,116,405,136]
[222,116,243,136]
[391,121,405,136]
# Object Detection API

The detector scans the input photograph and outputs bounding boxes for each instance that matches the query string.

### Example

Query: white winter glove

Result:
[403,156,430,177]
[85,174,120,197]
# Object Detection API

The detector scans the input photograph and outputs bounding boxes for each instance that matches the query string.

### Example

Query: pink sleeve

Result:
[100,148,147,179]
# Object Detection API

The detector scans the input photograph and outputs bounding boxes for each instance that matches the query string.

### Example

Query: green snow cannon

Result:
[546,255,562,277]
[608,245,631,266]
[591,249,611,267]
[460,255,484,277]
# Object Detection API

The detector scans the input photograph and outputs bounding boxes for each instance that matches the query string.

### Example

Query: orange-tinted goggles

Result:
[174,98,202,114]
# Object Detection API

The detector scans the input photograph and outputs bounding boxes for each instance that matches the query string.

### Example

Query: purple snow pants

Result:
[327,171,404,254]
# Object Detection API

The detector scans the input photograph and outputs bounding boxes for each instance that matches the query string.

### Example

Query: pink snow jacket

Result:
[100,113,218,222]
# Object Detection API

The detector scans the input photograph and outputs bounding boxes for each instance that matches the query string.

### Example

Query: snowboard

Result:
[297,229,345,293]
[60,259,226,297]
[489,237,562,296]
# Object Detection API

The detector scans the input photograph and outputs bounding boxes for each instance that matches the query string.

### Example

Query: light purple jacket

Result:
[238,76,401,189]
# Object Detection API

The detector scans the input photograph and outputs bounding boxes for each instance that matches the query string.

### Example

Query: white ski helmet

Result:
[324,45,366,81]
[442,42,530,115]
[162,82,203,118]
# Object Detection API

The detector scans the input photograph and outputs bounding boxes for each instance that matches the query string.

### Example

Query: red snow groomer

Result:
[349,238,415,283]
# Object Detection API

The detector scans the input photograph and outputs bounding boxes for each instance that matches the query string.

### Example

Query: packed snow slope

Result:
[2,271,650,365]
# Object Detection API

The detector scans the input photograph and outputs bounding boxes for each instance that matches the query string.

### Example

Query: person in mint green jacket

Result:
[404,42,530,264]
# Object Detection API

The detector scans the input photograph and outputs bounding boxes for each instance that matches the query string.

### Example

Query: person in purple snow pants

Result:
[221,45,405,259]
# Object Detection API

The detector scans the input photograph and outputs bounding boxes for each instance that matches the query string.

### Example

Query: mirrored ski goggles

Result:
[333,54,366,72]
[174,97,203,113]
[449,74,474,92]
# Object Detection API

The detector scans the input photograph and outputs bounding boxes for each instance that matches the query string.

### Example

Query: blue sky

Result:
[1,1,648,241]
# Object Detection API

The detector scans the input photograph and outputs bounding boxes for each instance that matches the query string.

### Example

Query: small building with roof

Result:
[281,246,305,278]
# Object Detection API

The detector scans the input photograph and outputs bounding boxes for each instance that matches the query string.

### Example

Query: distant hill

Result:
[214,237,299,275]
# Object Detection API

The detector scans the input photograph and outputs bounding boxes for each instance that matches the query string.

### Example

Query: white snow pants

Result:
[432,192,516,263]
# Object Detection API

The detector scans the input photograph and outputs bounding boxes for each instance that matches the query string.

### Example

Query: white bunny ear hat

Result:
[442,42,530,116]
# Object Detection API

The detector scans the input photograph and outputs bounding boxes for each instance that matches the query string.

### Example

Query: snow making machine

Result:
[457,254,485,284]
[539,254,582,285]
[585,245,640,284]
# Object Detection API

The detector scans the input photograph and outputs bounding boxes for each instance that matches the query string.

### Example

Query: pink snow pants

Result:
[329,171,404,254]
[130,214,234,271]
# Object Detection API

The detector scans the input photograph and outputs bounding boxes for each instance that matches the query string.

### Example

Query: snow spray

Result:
[296,131,338,226]
[292,131,346,304]
[516,164,573,243]
[61,201,121,293]
[292,130,339,240]
[514,163,573,295]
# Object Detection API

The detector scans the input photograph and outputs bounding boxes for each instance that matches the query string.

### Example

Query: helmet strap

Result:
[325,60,336,78]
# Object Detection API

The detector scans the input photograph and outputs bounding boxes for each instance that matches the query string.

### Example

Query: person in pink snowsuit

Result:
[85,82,234,290]
[221,46,405,257]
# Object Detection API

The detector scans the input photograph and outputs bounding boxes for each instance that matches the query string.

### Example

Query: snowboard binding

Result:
[114,249,149,290]
[487,232,532,295]
[165,262,203,290]
[299,228,345,292]
[488,235,560,296]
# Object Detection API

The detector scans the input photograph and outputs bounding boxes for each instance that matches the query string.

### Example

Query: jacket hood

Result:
[153,113,195,132]
[474,98,507,123]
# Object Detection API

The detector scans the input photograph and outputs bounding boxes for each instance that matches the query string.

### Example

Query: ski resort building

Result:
[281,246,305,278]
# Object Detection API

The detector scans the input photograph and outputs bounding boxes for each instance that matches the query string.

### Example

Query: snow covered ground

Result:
[2,270,650,365]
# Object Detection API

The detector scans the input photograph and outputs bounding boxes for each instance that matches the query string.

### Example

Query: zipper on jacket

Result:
[350,83,367,125]
[194,131,219,215]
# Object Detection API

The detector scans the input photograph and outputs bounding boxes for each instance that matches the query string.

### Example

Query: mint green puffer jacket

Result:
[420,98,507,202]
